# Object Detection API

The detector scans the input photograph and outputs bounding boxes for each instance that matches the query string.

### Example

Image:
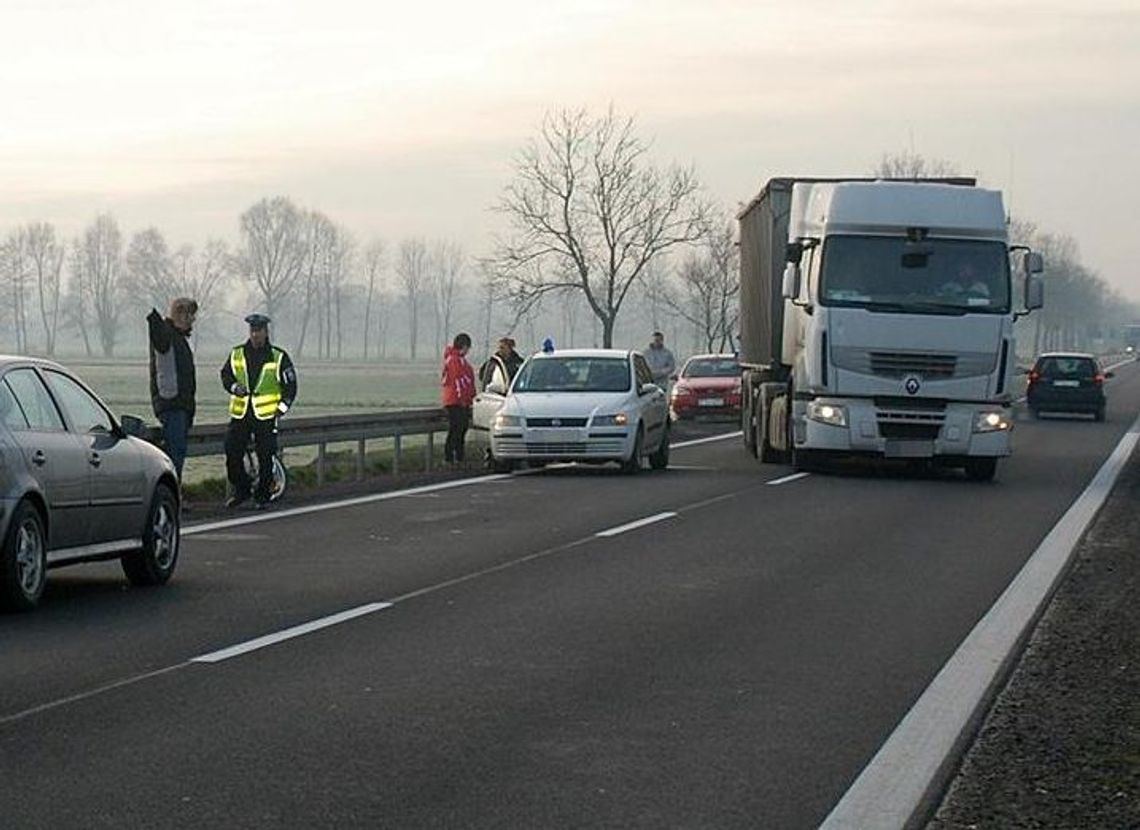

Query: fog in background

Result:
[1,0,1137,362]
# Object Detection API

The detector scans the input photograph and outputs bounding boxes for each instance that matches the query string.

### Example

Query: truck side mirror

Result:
[785,241,804,265]
[782,262,802,300]
[1025,273,1044,311]
[1024,252,1044,274]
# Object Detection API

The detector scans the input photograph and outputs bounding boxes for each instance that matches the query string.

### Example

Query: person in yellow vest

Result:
[219,313,298,508]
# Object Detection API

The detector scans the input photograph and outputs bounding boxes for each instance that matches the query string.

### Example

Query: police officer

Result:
[220,313,297,508]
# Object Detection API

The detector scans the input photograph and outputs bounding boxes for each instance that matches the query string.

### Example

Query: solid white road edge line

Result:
[820,413,1140,830]
[767,472,811,486]
[596,512,678,537]
[191,602,393,664]
[671,430,742,449]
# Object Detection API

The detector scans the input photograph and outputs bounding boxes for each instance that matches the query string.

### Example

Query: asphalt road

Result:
[3,364,1139,829]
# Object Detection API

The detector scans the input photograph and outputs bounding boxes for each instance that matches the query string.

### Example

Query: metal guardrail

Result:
[144,408,450,484]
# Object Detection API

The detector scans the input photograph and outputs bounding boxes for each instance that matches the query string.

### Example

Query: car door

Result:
[1,369,91,551]
[632,354,668,444]
[472,356,511,434]
[41,368,146,545]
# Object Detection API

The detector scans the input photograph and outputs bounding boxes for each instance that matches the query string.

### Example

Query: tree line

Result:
[1,115,1131,364]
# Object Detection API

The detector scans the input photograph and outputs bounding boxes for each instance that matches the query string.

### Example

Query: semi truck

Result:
[738,177,1044,481]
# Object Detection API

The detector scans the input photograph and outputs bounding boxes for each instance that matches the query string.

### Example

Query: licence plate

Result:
[698,398,724,407]
[884,440,934,458]
[1053,380,1080,387]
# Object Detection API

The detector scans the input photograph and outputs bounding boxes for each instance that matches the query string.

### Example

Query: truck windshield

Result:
[819,236,1010,314]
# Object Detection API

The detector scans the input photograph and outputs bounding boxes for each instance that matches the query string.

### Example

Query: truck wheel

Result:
[649,423,670,470]
[122,483,180,586]
[964,458,998,482]
[743,388,759,458]
[0,501,48,612]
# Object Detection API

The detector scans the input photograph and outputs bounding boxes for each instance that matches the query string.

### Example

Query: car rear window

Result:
[682,358,740,378]
[1036,357,1096,378]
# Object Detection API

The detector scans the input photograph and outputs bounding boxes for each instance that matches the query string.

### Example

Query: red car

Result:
[669,354,742,421]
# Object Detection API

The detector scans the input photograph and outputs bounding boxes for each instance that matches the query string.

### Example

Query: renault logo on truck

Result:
[903,375,922,395]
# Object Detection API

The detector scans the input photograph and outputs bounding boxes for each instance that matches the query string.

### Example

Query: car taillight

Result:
[1094,374,1105,385]
[1027,370,1041,385]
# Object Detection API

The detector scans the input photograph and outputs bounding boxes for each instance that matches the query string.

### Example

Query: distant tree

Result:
[663,220,739,353]
[0,228,31,352]
[237,196,306,321]
[25,223,64,355]
[874,150,961,179]
[169,239,232,319]
[124,227,173,311]
[361,239,386,361]
[396,238,429,359]
[429,240,465,351]
[76,214,125,356]
[489,106,711,347]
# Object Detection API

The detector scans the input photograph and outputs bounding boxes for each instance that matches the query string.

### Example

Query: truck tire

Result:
[743,383,758,457]
[964,457,998,482]
[759,382,790,464]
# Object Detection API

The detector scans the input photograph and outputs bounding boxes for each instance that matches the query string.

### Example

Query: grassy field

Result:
[70,358,444,424]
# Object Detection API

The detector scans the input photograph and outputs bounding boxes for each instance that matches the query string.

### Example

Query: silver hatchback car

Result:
[0,356,181,611]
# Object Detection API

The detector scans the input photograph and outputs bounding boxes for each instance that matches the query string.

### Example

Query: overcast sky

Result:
[2,0,1138,298]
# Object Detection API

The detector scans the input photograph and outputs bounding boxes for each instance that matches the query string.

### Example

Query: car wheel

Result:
[621,426,644,475]
[0,501,47,612]
[649,423,670,470]
[122,483,180,586]
[964,457,998,482]
[489,455,514,474]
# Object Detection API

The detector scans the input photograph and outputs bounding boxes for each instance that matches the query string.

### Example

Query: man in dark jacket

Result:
[147,297,198,479]
[220,313,298,508]
[479,336,524,389]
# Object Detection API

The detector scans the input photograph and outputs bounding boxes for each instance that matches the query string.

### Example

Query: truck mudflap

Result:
[792,398,1012,459]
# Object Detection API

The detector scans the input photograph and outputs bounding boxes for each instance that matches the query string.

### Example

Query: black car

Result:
[1026,352,1111,421]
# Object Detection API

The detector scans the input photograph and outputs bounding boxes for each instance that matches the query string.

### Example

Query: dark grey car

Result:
[0,356,181,611]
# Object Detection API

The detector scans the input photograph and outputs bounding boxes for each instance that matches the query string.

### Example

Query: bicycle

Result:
[243,440,288,503]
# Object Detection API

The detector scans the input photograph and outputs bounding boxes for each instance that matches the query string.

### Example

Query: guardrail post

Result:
[393,434,401,475]
[357,438,366,481]
[425,432,434,471]
[317,443,326,485]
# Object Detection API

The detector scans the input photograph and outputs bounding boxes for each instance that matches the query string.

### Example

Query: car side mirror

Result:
[639,382,660,396]
[486,380,506,396]
[119,414,147,439]
[1105,370,1115,379]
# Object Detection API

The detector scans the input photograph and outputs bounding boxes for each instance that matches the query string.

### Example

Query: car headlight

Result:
[807,401,847,427]
[973,411,1012,433]
[495,414,522,428]
[592,413,628,427]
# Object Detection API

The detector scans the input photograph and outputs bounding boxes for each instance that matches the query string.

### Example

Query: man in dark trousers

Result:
[220,313,297,508]
[147,297,198,481]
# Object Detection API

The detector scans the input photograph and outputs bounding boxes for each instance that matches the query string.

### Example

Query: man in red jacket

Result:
[441,332,476,466]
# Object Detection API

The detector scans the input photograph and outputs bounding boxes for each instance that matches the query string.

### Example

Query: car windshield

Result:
[1036,357,1096,378]
[682,358,739,378]
[819,236,1011,314]
[512,357,630,393]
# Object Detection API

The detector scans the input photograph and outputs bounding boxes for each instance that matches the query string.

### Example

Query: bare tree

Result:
[362,239,386,361]
[169,239,232,317]
[660,221,739,353]
[429,240,465,350]
[396,238,429,359]
[0,228,31,352]
[64,244,93,356]
[489,107,711,347]
[125,227,173,311]
[76,214,125,356]
[25,223,64,355]
[874,150,961,179]
[237,196,306,320]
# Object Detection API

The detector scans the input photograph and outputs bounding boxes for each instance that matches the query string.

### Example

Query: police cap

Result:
[244,313,271,329]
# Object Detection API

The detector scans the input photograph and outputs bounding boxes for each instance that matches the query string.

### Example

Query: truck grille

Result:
[869,352,957,378]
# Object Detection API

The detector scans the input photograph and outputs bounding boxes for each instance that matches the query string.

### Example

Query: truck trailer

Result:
[739,177,1044,481]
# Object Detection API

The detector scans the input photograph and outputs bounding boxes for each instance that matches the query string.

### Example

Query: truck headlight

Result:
[592,413,628,427]
[807,402,847,427]
[495,414,522,428]
[973,411,1011,433]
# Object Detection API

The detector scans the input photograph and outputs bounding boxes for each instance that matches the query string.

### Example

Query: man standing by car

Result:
[479,336,524,389]
[147,297,198,481]
[220,313,297,508]
[644,331,676,390]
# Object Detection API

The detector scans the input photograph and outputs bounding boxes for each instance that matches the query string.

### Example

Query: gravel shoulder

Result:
[928,443,1140,829]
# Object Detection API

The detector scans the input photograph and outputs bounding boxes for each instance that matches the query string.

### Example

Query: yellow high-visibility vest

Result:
[229,345,284,420]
